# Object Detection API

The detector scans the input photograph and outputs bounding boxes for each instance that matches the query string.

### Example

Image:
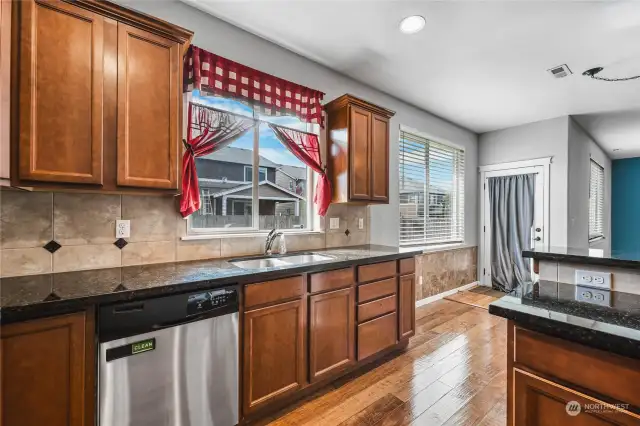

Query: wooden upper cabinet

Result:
[17,0,104,185]
[243,298,307,415]
[117,23,180,189]
[370,114,389,202]
[308,287,356,383]
[349,106,371,200]
[1,0,12,182]
[10,0,192,193]
[325,94,395,204]
[1,311,95,426]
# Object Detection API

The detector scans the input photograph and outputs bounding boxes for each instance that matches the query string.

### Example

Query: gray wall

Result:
[479,116,570,248]
[568,118,611,254]
[120,0,479,248]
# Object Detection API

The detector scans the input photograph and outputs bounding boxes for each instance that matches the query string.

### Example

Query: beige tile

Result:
[539,260,559,282]
[176,215,189,238]
[346,230,368,246]
[221,236,264,258]
[122,195,177,242]
[122,241,176,266]
[284,233,325,252]
[54,193,121,245]
[54,244,121,272]
[0,190,52,249]
[325,231,348,248]
[346,205,368,232]
[1,248,52,277]
[177,239,221,261]
[325,204,348,233]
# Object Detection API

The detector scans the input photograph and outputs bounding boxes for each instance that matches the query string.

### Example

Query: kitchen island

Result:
[490,280,640,425]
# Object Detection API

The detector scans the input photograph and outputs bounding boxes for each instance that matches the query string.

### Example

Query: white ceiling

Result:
[574,109,640,160]
[183,0,640,158]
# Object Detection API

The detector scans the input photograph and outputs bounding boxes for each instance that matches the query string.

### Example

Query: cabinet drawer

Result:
[358,278,396,303]
[357,312,397,360]
[399,258,415,275]
[309,268,354,294]
[358,294,396,323]
[358,261,396,283]
[513,325,640,408]
[245,276,304,309]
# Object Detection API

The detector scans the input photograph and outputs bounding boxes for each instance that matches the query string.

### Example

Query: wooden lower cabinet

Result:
[1,311,95,426]
[513,369,639,425]
[242,298,306,415]
[309,287,356,383]
[398,274,416,340]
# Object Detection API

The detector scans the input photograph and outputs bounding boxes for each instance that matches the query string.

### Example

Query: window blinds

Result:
[399,131,465,246]
[589,159,605,241]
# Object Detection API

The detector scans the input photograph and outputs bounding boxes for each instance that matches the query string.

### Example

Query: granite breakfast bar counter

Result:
[490,280,640,423]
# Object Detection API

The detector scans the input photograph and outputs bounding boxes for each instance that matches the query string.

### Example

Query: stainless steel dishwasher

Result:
[98,285,239,426]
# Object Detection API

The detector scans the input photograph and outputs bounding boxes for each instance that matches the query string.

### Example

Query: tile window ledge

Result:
[399,243,474,254]
[181,230,325,241]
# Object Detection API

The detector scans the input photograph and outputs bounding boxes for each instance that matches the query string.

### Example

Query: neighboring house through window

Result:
[399,129,465,247]
[188,92,317,234]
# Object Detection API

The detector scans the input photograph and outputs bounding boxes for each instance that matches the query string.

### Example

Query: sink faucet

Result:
[265,229,283,255]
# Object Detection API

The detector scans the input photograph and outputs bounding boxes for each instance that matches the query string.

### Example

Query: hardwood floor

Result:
[444,286,505,310]
[262,299,507,426]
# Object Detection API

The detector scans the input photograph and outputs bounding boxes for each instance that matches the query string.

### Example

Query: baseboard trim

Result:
[415,282,479,307]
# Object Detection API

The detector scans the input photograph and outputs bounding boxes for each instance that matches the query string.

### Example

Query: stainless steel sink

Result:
[230,253,334,269]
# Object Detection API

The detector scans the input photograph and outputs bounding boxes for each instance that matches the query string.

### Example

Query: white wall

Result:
[567,118,612,254]
[478,117,570,248]
[119,0,479,248]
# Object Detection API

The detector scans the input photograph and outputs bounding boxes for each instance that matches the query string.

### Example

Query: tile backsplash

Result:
[415,246,478,301]
[0,190,369,277]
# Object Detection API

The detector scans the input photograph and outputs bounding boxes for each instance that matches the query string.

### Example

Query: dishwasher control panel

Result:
[187,287,238,315]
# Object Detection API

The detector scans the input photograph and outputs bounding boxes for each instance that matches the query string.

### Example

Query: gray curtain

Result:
[489,174,536,292]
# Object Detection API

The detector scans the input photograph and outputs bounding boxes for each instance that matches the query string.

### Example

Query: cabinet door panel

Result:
[18,0,104,184]
[514,369,639,425]
[117,23,180,189]
[398,274,415,340]
[243,299,306,415]
[1,312,94,426]
[370,114,389,202]
[349,106,371,200]
[309,287,355,382]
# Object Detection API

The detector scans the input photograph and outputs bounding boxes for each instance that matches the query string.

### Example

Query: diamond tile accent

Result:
[114,238,128,249]
[345,229,351,237]
[43,292,61,302]
[43,240,62,253]
[113,284,128,292]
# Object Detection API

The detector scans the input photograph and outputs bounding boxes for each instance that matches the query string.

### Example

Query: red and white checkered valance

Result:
[184,45,325,127]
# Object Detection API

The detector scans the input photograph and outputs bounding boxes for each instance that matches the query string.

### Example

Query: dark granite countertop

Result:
[0,245,420,324]
[489,280,640,359]
[523,246,640,269]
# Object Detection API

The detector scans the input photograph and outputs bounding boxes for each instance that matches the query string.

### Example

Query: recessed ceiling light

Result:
[399,15,426,34]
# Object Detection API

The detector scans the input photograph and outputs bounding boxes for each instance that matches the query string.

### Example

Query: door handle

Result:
[535,228,542,232]
[535,237,541,241]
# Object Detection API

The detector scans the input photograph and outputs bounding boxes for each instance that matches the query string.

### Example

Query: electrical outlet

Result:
[575,270,611,289]
[116,220,131,238]
[575,285,611,307]
[329,218,340,230]
[358,218,364,229]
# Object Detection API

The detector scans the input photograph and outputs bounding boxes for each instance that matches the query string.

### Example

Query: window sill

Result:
[399,242,473,254]
[181,230,325,241]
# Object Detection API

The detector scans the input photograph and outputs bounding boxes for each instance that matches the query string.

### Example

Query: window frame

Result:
[398,126,466,248]
[185,94,318,237]
[243,165,267,182]
[588,159,605,243]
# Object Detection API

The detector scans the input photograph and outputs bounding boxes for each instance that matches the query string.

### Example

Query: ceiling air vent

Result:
[547,64,573,79]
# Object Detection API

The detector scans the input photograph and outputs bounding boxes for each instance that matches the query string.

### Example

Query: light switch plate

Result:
[329,218,340,229]
[116,220,131,238]
[358,218,364,229]
[575,270,611,289]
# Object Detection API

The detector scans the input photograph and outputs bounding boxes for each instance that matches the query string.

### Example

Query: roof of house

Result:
[277,164,306,180]
[201,146,279,168]
[207,180,304,200]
